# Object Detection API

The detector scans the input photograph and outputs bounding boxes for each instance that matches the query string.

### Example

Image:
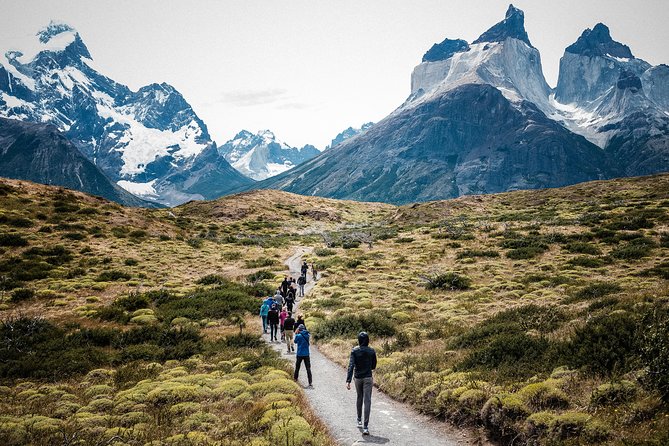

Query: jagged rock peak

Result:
[473,4,532,48]
[37,21,76,43]
[566,23,634,59]
[422,38,469,62]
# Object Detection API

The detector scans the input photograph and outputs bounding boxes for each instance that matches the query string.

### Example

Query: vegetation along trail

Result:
[262,247,476,446]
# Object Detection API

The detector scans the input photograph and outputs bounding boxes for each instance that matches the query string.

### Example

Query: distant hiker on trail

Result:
[279,306,288,341]
[259,301,270,334]
[301,260,309,277]
[346,331,377,436]
[273,289,282,304]
[293,324,312,387]
[280,277,290,297]
[267,303,280,342]
[297,275,306,297]
[284,312,296,353]
[311,264,318,281]
[285,290,295,313]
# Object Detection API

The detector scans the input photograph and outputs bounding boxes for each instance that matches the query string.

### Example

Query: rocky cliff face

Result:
[0,117,153,207]
[256,4,612,204]
[0,21,252,206]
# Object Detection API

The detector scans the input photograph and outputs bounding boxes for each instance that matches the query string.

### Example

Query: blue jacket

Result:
[294,329,311,357]
[259,303,270,316]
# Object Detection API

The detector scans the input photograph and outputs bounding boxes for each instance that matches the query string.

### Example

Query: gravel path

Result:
[261,247,471,445]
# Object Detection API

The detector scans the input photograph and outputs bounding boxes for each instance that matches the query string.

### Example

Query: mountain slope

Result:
[253,5,609,204]
[0,21,252,206]
[0,117,153,206]
[218,130,319,180]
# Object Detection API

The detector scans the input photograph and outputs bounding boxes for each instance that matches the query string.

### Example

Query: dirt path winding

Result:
[262,247,474,445]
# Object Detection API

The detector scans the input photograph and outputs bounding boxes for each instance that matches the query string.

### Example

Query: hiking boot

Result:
[362,428,369,436]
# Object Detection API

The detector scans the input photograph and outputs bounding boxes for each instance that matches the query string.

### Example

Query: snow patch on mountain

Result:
[117,179,158,197]
[219,130,319,180]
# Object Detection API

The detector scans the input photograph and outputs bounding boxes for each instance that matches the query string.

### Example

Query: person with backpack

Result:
[259,301,270,334]
[297,275,306,297]
[293,324,312,387]
[267,303,280,342]
[280,276,290,297]
[285,290,295,313]
[346,331,377,436]
[283,312,296,353]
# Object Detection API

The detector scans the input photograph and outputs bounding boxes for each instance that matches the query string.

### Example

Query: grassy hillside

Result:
[1,175,668,445]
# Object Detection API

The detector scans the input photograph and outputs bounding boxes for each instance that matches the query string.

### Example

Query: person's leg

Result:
[261,315,267,333]
[354,378,364,423]
[363,377,373,428]
[285,330,293,352]
[272,323,278,340]
[294,356,303,381]
[304,356,312,385]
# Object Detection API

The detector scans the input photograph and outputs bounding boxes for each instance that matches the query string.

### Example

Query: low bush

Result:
[0,214,33,228]
[610,237,657,260]
[312,311,396,341]
[640,307,669,402]
[568,311,639,376]
[456,249,500,259]
[0,233,28,247]
[566,256,606,268]
[156,285,258,323]
[10,288,35,302]
[563,242,601,255]
[96,270,132,282]
[124,258,139,266]
[506,246,547,259]
[62,232,86,241]
[196,274,226,285]
[314,248,336,256]
[424,272,471,290]
[567,282,622,303]
[247,270,275,283]
[590,380,637,406]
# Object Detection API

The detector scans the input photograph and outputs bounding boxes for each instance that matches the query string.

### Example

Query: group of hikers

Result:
[257,259,378,436]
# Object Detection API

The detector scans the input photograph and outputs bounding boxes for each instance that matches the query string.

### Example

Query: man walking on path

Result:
[297,275,306,297]
[293,324,313,387]
[283,312,295,353]
[346,331,377,436]
[301,260,309,278]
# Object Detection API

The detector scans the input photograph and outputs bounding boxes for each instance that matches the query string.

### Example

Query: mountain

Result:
[326,122,374,149]
[552,23,669,175]
[218,130,320,180]
[253,5,612,204]
[0,21,252,206]
[0,117,153,206]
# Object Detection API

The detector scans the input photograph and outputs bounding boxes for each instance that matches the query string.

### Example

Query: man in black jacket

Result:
[346,331,377,436]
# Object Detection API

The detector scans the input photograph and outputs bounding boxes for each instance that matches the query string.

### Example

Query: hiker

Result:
[273,289,282,304]
[301,260,309,277]
[346,331,377,436]
[284,311,296,353]
[293,324,312,387]
[274,290,284,309]
[279,306,288,341]
[297,274,306,297]
[280,276,290,297]
[259,301,270,334]
[267,303,280,342]
[285,290,295,313]
[264,295,275,307]
[311,263,318,281]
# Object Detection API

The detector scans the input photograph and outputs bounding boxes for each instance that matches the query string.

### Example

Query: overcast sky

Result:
[2,0,668,148]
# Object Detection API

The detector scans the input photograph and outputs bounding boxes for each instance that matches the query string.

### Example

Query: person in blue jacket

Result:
[293,324,312,387]
[259,301,270,333]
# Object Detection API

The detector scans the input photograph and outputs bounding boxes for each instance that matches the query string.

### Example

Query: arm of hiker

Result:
[346,350,355,388]
[371,349,377,371]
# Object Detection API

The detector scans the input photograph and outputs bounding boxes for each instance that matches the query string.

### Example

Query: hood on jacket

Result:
[358,331,369,347]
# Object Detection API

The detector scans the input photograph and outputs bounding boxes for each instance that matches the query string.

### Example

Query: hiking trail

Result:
[261,247,476,446]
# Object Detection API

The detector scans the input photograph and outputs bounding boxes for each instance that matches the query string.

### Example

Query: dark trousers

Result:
[355,377,373,428]
[294,355,312,385]
[270,323,278,340]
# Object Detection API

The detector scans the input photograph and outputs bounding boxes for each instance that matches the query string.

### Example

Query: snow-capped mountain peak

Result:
[219,129,319,180]
[409,4,550,113]
[0,22,251,206]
